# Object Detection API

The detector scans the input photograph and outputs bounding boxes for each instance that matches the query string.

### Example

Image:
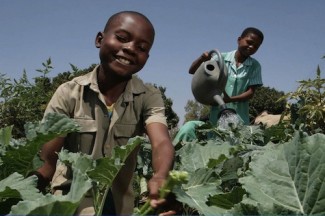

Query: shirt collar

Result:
[74,65,147,102]
[224,50,253,66]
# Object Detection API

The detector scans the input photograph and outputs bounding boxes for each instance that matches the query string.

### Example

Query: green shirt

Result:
[210,50,263,125]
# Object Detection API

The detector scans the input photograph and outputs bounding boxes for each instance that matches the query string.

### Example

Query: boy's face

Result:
[237,33,262,58]
[96,13,154,77]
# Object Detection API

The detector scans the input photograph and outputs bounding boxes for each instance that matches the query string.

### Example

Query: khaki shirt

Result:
[45,65,167,215]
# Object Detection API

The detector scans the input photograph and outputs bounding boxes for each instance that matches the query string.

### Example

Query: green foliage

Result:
[0,113,81,215]
[0,59,96,138]
[240,132,325,215]
[0,113,145,215]
[249,86,286,120]
[0,173,42,214]
[8,156,92,215]
[1,109,325,215]
[87,136,145,214]
[0,69,48,137]
[155,85,179,129]
[279,62,325,134]
[0,113,80,181]
[173,125,325,215]
[0,125,13,147]
[136,106,325,215]
[183,99,210,123]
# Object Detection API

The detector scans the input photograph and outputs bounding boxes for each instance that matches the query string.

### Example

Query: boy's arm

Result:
[146,122,175,206]
[189,51,210,74]
[35,137,65,191]
[224,86,257,103]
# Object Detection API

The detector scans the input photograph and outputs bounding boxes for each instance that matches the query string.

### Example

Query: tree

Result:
[0,60,102,137]
[278,60,325,134]
[0,59,55,137]
[249,86,287,121]
[155,85,179,129]
[183,100,210,124]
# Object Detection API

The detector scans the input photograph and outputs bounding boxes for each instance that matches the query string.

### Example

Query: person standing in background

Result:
[189,27,264,125]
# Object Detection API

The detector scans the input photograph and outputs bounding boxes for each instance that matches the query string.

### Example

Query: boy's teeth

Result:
[117,57,130,65]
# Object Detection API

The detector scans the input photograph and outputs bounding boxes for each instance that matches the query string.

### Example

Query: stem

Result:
[134,171,188,215]
[137,199,153,215]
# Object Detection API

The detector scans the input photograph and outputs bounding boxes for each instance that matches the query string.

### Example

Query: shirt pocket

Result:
[65,118,97,155]
[113,123,142,146]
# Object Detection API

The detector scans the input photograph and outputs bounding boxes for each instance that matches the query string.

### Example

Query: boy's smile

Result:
[114,55,133,66]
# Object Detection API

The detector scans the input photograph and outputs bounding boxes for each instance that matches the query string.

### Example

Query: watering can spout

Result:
[213,94,226,109]
[213,95,237,118]
[191,49,229,107]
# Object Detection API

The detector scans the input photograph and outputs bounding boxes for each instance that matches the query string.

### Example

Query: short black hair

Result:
[103,11,155,36]
[241,27,264,42]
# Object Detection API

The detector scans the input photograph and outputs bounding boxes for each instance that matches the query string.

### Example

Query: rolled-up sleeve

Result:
[142,89,168,126]
[145,107,167,126]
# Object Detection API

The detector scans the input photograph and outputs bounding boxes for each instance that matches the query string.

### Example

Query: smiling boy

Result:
[35,11,175,215]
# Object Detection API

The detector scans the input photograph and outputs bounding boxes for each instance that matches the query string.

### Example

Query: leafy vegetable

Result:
[0,113,145,215]
[0,112,80,180]
[239,132,325,215]
[134,170,189,215]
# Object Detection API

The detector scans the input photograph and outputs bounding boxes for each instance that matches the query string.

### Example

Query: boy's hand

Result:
[147,176,176,215]
[200,51,211,62]
[223,91,232,103]
[27,171,50,194]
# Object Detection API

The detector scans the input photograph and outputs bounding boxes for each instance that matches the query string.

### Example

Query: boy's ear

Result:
[95,32,104,48]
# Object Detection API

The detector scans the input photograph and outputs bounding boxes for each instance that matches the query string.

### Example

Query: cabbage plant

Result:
[0,113,145,215]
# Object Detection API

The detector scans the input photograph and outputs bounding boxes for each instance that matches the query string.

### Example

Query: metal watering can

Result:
[191,49,236,117]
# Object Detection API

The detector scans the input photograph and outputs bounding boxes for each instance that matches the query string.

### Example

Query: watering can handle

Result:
[209,50,224,74]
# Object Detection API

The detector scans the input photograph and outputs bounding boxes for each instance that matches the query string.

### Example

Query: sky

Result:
[1,0,325,125]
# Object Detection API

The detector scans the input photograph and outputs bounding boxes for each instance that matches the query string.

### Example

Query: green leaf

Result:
[0,113,80,180]
[240,132,325,215]
[0,126,13,147]
[88,136,145,186]
[87,136,145,214]
[0,172,40,200]
[219,156,243,182]
[58,150,94,173]
[177,141,233,172]
[173,168,225,215]
[24,112,80,141]
[207,186,246,209]
[10,169,92,215]
[0,172,42,214]
[10,154,93,215]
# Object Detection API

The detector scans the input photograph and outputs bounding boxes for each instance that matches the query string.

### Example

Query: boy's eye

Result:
[138,44,149,52]
[115,34,128,42]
